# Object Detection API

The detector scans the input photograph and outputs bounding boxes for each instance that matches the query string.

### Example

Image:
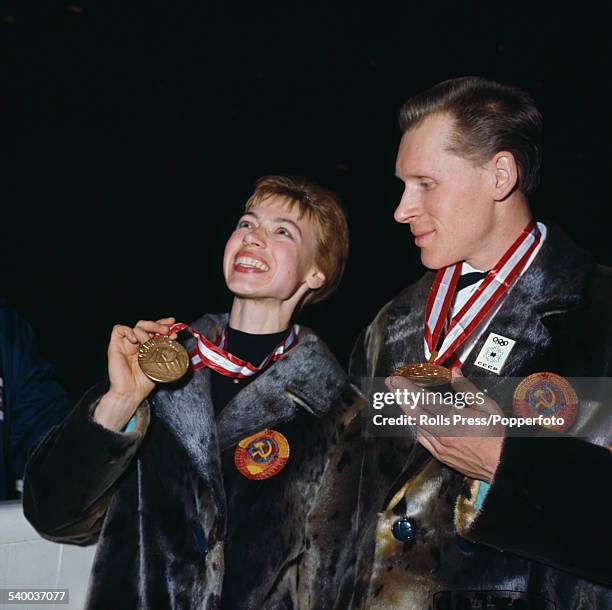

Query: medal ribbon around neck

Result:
[168,323,298,379]
[424,220,541,365]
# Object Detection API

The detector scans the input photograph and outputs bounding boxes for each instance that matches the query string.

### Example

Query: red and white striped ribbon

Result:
[424,220,541,365]
[168,323,298,379]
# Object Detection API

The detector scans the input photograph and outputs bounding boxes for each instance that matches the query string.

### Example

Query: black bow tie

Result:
[456,271,489,292]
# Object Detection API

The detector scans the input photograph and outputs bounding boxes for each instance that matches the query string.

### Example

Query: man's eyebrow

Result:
[396,169,436,180]
[273,217,302,237]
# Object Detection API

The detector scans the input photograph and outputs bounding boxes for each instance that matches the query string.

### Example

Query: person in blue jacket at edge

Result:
[0,299,72,500]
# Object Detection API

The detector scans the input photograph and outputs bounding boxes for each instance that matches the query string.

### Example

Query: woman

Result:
[23,176,363,610]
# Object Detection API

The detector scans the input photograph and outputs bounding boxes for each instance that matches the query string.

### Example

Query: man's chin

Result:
[420,250,457,271]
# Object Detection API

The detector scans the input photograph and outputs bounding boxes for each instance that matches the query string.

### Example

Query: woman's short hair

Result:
[244,175,349,305]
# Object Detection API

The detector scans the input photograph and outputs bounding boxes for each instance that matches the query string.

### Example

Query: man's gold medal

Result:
[138,336,190,383]
[393,360,452,387]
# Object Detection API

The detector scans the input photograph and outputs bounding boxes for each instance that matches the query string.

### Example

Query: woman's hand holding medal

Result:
[93,317,178,432]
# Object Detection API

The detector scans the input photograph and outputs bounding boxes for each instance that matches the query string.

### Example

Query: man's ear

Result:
[306,268,326,290]
[490,151,519,201]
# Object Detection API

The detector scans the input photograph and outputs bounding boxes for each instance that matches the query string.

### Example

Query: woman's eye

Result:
[237,220,251,228]
[419,179,435,190]
[277,227,292,237]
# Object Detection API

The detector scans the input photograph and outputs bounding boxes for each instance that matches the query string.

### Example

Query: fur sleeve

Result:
[455,436,612,586]
[297,385,365,608]
[23,383,150,546]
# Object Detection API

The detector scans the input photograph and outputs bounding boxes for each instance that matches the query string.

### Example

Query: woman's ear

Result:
[306,268,326,290]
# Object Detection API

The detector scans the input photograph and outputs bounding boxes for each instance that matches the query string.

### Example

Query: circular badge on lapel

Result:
[234,429,290,480]
[513,372,578,432]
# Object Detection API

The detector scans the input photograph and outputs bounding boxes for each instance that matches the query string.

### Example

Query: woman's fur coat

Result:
[23,316,364,609]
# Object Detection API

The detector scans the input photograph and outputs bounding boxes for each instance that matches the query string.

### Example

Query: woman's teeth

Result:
[235,256,269,271]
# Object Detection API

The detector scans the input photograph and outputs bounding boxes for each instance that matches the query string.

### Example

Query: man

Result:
[0,299,71,499]
[348,77,612,608]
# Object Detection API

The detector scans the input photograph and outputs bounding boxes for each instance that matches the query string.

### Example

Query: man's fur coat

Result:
[346,226,612,609]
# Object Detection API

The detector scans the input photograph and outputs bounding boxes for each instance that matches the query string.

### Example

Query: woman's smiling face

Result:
[223,196,325,302]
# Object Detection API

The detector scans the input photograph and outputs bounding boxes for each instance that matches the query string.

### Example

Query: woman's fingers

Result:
[112,324,139,344]
[155,317,176,325]
[112,318,179,349]
[133,326,152,345]
[135,319,174,335]
[156,317,179,340]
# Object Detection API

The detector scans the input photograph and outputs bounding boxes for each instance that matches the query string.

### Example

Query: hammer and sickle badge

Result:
[513,372,579,432]
[234,429,290,480]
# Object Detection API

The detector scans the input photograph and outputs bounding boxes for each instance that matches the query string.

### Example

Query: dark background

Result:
[1,1,610,399]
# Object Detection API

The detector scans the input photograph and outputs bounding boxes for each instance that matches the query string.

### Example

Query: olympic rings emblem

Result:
[492,337,509,346]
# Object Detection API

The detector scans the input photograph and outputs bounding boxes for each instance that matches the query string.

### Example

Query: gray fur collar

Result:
[151,313,349,455]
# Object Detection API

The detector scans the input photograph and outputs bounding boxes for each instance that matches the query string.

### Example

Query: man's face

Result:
[394,112,497,270]
[223,196,323,302]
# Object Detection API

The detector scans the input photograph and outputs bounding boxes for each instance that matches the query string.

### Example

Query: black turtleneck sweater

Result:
[209,326,289,415]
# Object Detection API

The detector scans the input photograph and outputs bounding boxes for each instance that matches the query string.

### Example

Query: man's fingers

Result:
[386,376,455,418]
[450,367,480,393]
[384,376,426,414]
[385,375,421,393]
[451,368,501,415]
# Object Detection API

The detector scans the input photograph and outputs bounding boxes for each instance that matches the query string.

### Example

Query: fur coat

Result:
[23,315,364,610]
[347,225,612,609]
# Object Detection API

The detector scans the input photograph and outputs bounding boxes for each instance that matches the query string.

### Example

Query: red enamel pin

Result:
[234,428,290,480]
[513,372,578,432]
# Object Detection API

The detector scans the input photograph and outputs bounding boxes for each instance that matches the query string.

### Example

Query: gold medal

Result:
[138,336,190,383]
[393,360,452,388]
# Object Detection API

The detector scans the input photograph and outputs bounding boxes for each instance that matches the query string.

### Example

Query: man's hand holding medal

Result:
[385,368,504,483]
